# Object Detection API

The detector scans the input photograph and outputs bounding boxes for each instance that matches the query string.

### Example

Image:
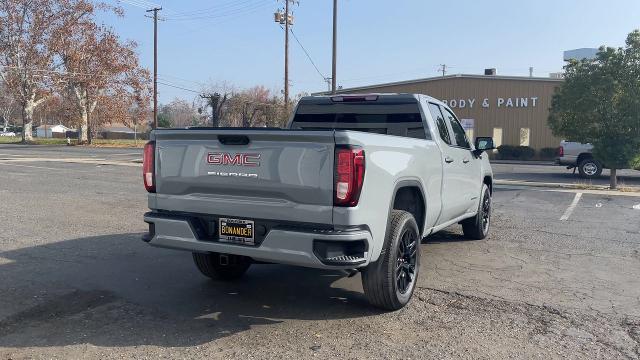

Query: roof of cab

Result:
[300,93,444,106]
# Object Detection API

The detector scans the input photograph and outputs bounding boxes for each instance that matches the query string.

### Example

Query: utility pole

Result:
[284,0,290,105]
[529,66,534,77]
[274,1,297,106]
[331,0,337,94]
[439,64,447,77]
[146,7,162,129]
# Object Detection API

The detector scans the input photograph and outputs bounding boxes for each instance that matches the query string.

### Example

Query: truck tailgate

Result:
[152,129,335,224]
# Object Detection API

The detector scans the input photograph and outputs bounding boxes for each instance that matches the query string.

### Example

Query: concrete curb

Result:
[490,160,555,166]
[495,179,640,193]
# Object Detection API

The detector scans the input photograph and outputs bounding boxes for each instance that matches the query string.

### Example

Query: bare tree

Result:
[159,98,199,128]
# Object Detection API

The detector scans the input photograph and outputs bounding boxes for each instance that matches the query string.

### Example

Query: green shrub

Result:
[497,145,536,160]
[516,146,535,160]
[539,147,558,160]
[630,154,640,170]
[497,145,516,159]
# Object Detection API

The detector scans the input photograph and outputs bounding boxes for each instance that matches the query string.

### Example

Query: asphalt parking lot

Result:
[0,145,639,359]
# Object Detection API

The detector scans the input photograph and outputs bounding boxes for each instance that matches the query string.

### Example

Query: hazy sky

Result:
[99,0,640,103]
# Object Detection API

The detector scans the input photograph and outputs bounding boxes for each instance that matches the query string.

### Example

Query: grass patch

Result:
[0,137,71,145]
[0,136,21,144]
[89,139,145,148]
[0,137,144,148]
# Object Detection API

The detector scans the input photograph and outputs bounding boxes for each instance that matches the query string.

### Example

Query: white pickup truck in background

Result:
[555,141,602,178]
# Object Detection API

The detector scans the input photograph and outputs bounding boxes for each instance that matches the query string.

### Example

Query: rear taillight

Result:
[334,147,365,207]
[143,141,155,193]
[557,146,564,157]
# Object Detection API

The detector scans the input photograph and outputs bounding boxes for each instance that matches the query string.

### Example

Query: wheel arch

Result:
[577,152,594,165]
[483,175,493,194]
[577,153,606,170]
[388,180,427,236]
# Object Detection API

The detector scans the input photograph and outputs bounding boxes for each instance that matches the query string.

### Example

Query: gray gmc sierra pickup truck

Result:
[142,94,495,310]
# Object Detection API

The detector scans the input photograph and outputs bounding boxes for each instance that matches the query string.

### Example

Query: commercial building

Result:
[331,73,564,151]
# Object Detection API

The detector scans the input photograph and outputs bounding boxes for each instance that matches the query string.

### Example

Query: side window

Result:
[427,103,451,145]
[443,108,471,149]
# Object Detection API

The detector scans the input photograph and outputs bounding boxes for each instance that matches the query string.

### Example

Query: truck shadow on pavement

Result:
[423,228,481,244]
[0,233,378,348]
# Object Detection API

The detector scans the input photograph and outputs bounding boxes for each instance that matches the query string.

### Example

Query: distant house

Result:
[35,124,71,138]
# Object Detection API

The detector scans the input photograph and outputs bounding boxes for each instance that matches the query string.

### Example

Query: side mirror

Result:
[473,137,495,156]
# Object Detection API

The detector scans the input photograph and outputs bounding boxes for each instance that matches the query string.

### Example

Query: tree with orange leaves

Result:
[52,1,150,143]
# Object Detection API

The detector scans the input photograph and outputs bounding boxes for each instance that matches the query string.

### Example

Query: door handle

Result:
[444,156,454,163]
[463,158,470,164]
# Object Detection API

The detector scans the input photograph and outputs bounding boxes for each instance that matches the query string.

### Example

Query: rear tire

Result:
[362,210,420,311]
[192,252,251,281]
[462,184,491,240]
[578,158,602,178]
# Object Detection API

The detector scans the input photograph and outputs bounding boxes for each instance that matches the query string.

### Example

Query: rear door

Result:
[152,129,335,224]
[427,103,470,221]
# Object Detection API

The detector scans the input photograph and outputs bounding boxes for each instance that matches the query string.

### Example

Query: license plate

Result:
[219,218,255,245]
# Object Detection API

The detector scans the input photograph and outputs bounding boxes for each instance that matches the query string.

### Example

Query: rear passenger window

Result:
[428,103,451,145]
[444,108,471,149]
[291,100,432,140]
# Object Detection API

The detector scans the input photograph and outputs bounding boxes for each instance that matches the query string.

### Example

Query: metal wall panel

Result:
[340,76,563,150]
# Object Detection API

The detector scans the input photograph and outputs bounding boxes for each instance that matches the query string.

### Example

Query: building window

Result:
[520,128,530,146]
[493,128,503,148]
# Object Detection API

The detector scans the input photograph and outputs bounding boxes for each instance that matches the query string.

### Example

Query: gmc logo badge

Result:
[207,153,261,167]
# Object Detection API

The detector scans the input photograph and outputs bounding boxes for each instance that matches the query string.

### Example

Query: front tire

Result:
[578,158,602,178]
[462,184,491,240]
[362,210,420,311]
[192,252,251,281]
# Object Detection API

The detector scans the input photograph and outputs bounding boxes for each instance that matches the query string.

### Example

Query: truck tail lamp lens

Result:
[334,147,365,207]
[143,141,156,193]
[557,146,564,157]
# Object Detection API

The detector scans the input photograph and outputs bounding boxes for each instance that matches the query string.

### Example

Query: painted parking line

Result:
[560,192,583,221]
[633,203,640,210]
[111,152,141,156]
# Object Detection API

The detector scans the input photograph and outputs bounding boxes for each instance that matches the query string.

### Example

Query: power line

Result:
[158,74,206,87]
[166,0,269,19]
[164,1,272,21]
[117,0,159,10]
[0,65,111,77]
[286,27,327,81]
[171,2,273,36]
[157,81,200,94]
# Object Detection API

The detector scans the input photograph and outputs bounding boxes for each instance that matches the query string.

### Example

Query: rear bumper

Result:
[143,212,372,270]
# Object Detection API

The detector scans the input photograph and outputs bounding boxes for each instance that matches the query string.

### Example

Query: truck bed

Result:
[150,129,336,224]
